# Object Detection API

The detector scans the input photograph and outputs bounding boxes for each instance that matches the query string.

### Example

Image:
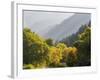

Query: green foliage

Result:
[23,24,91,69]
[74,26,91,66]
[48,46,62,66]
[29,42,50,66]
[23,28,50,68]
[45,38,53,46]
[65,47,77,66]
[56,43,67,49]
[60,25,88,46]
[23,64,34,69]
[59,46,78,66]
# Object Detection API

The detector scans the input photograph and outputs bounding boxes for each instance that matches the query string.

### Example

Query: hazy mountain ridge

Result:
[43,13,90,41]
[60,24,90,46]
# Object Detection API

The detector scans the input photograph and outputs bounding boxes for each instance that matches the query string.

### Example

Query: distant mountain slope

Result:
[60,24,90,46]
[43,13,90,41]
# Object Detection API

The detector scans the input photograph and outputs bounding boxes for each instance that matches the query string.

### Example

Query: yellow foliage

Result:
[62,47,77,63]
[49,47,62,64]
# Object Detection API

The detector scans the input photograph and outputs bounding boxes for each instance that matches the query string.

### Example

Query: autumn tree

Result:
[65,47,77,66]
[48,46,62,67]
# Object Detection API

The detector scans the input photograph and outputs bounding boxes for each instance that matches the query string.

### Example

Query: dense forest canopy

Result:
[23,24,91,69]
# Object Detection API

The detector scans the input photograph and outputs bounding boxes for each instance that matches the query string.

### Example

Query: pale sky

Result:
[23,10,74,35]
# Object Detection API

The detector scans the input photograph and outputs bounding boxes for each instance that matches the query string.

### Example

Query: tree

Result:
[48,46,62,67]
[65,47,77,66]
[74,26,91,66]
[23,25,90,68]
[56,43,67,49]
[45,38,53,46]
[55,43,77,66]
[23,28,50,68]
[60,25,88,46]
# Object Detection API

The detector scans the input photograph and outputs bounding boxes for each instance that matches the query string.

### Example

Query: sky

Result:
[23,10,74,35]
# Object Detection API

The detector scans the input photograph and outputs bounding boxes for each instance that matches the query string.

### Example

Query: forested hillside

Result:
[23,24,91,69]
